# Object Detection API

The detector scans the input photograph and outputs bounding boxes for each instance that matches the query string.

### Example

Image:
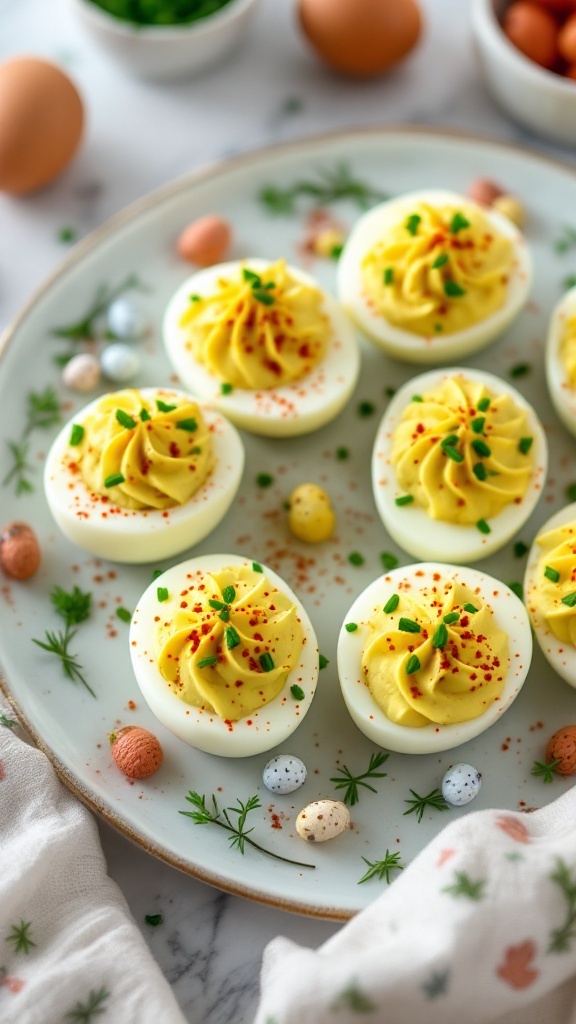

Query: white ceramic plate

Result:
[2,128,576,920]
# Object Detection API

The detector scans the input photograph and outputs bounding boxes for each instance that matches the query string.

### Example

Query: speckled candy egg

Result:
[100,343,141,383]
[546,725,576,775]
[441,763,482,806]
[62,352,101,393]
[107,296,149,341]
[295,798,350,842]
[110,725,163,779]
[0,521,41,580]
[263,754,307,794]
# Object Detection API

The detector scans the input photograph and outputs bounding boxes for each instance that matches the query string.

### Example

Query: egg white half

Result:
[372,366,547,563]
[162,258,360,437]
[44,387,244,564]
[546,285,576,439]
[337,562,532,755]
[337,189,532,364]
[524,502,576,689]
[129,553,319,757]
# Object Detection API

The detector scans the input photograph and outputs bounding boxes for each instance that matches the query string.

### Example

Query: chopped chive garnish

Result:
[406,213,421,236]
[472,439,491,458]
[385,386,396,397]
[252,561,263,572]
[209,598,226,610]
[189,294,201,302]
[222,585,236,604]
[473,462,487,481]
[507,581,523,600]
[471,417,485,434]
[358,401,375,417]
[441,433,459,449]
[263,281,276,290]
[464,603,478,614]
[432,623,448,649]
[348,552,364,566]
[567,483,576,502]
[116,607,132,623]
[319,654,329,669]
[406,654,420,674]
[157,587,169,602]
[345,622,358,632]
[380,552,399,571]
[290,684,305,700]
[443,611,460,624]
[443,445,464,463]
[104,473,125,488]
[152,569,163,580]
[562,592,576,607]
[434,323,443,332]
[259,652,274,672]
[253,290,275,306]
[219,609,230,622]
[69,423,84,446]
[509,363,531,378]
[545,565,560,583]
[444,280,466,297]
[191,446,202,454]
[514,541,528,557]
[412,395,423,403]
[176,418,198,432]
[140,407,151,422]
[519,437,533,454]
[330,244,343,259]
[225,625,241,649]
[116,409,136,430]
[477,519,491,534]
[243,268,261,285]
[256,472,274,488]
[384,594,400,614]
[156,400,176,413]
[399,617,420,633]
[198,656,218,668]
[384,267,394,285]
[432,253,449,269]
[395,495,414,506]
[336,446,349,460]
[478,397,490,412]
[449,212,470,234]
[221,382,233,395]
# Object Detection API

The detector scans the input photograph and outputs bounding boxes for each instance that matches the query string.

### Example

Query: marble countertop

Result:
[2,1,575,1021]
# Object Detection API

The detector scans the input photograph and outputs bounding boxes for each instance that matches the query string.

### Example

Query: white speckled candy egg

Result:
[107,296,149,340]
[441,763,482,807]
[263,754,307,794]
[100,343,141,382]
[62,352,101,393]
[295,799,350,842]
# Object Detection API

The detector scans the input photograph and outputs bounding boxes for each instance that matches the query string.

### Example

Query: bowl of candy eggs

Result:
[472,0,576,145]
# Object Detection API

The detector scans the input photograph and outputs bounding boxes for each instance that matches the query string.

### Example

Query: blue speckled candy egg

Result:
[263,754,307,795]
[100,343,141,383]
[107,296,149,340]
[441,763,482,807]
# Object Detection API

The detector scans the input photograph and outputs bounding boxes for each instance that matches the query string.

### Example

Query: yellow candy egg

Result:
[288,483,335,543]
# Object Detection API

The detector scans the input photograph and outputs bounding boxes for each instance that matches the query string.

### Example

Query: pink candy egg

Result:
[177,215,232,267]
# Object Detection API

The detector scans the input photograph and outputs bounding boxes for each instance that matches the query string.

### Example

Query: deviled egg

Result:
[129,554,319,757]
[44,387,244,563]
[337,563,532,754]
[524,503,576,688]
[546,285,576,438]
[337,189,532,363]
[163,258,360,437]
[372,367,547,563]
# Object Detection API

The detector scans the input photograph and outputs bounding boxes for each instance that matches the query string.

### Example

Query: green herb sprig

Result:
[259,163,387,215]
[532,758,563,784]
[32,585,94,698]
[330,751,389,806]
[358,850,404,885]
[403,787,449,823]
[52,274,142,341]
[3,387,61,494]
[180,791,314,869]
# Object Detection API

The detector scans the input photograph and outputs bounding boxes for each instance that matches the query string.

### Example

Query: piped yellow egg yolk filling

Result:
[560,314,576,389]
[155,565,304,721]
[69,389,213,510]
[179,260,330,390]
[362,579,510,728]
[391,377,534,526]
[534,523,576,646]
[361,202,514,337]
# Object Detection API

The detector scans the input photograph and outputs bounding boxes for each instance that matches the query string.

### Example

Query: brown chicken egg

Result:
[298,0,421,78]
[503,2,559,69]
[0,57,84,195]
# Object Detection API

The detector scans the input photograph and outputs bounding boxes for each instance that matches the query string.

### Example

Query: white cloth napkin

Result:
[256,784,576,1024]
[0,700,186,1024]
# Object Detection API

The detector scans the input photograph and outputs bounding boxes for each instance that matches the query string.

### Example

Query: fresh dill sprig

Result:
[32,585,95,698]
[358,850,404,884]
[330,751,389,806]
[179,791,315,869]
[64,986,110,1023]
[554,225,576,255]
[403,787,449,823]
[259,163,387,215]
[548,858,576,953]
[52,274,142,341]
[3,387,61,495]
[532,758,563,784]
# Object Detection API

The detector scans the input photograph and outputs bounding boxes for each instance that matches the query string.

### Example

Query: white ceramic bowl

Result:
[472,0,576,146]
[65,0,261,80]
